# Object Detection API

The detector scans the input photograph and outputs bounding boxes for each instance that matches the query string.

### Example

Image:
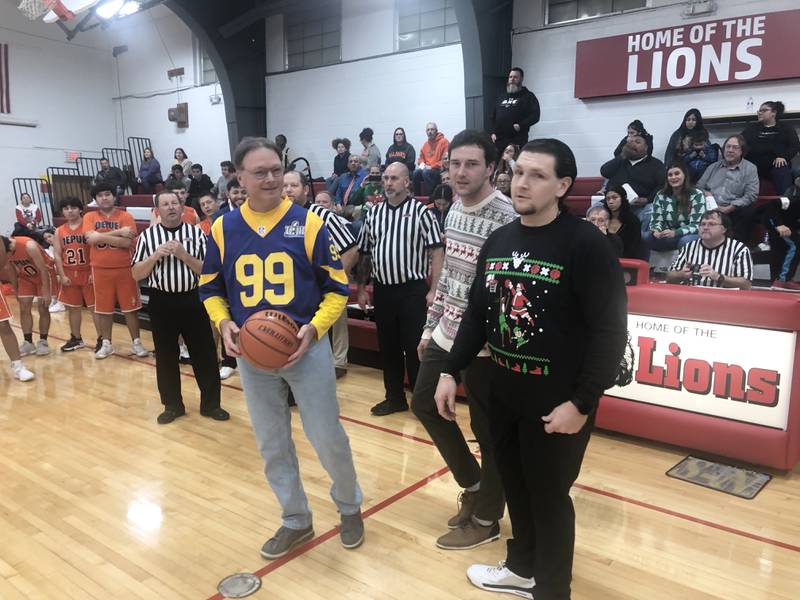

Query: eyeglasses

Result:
[241,168,281,181]
[757,108,771,113]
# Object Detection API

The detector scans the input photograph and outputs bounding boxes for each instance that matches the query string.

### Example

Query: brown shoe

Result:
[447,489,479,529]
[436,517,500,550]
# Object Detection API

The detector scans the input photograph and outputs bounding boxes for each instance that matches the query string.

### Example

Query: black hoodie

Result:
[491,86,541,140]
[385,142,416,173]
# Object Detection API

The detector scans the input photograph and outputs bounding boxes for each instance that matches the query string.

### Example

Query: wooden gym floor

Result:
[0,300,798,600]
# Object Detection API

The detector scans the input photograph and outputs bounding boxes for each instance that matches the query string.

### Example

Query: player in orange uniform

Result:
[0,234,53,356]
[53,197,101,352]
[83,183,150,359]
[0,237,35,381]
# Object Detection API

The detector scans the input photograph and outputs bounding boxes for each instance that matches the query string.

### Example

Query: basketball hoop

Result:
[18,0,75,21]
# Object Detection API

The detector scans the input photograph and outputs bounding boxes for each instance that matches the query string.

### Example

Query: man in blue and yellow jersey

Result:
[199,137,364,559]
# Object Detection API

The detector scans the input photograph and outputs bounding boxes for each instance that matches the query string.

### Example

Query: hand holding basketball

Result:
[284,324,317,368]
[238,310,301,370]
[219,319,241,357]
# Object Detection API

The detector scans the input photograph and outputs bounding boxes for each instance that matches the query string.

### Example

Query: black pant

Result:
[148,288,221,411]
[411,340,504,521]
[489,367,593,600]
[728,203,759,244]
[373,279,428,403]
[220,342,236,368]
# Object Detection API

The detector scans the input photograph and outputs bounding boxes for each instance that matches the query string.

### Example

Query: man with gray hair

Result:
[586,205,623,257]
[413,122,449,196]
[696,134,759,242]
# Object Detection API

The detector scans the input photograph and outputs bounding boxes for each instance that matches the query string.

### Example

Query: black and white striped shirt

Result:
[305,201,356,254]
[357,196,443,285]
[132,222,207,292]
[670,237,753,287]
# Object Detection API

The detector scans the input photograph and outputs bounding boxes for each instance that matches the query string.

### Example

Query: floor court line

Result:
[203,466,452,600]
[12,325,800,561]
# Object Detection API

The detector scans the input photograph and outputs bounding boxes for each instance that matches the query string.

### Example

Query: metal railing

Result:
[76,157,104,179]
[127,136,152,177]
[12,178,53,227]
[101,147,135,192]
[45,167,92,215]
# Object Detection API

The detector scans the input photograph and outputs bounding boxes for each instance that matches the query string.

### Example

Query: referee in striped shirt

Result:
[283,170,358,378]
[132,191,228,424]
[356,162,444,416]
[666,209,753,289]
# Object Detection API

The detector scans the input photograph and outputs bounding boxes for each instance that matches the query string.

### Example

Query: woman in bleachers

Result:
[602,185,643,259]
[644,162,705,252]
[327,137,351,193]
[385,127,416,174]
[495,143,519,176]
[742,100,800,195]
[429,183,453,230]
[358,127,381,169]
[171,147,192,173]
[15,193,42,230]
[664,109,706,164]
[137,147,163,193]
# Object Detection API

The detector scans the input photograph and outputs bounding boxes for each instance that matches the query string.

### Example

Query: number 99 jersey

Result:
[199,199,349,334]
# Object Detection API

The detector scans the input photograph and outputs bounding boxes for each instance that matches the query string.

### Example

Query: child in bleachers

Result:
[682,130,718,183]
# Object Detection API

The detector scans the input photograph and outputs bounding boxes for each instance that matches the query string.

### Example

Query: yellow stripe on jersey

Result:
[322,264,348,286]
[210,214,225,263]
[304,210,324,261]
[239,198,292,239]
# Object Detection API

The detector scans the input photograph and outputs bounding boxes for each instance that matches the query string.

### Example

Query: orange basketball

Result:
[239,310,300,370]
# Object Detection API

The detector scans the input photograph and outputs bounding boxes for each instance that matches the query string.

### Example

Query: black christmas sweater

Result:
[445,212,628,414]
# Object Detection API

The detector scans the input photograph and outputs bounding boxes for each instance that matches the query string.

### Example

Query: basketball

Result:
[239,310,300,370]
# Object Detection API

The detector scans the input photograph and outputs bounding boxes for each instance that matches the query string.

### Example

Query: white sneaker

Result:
[219,366,236,380]
[131,338,149,357]
[19,341,36,356]
[11,361,35,382]
[95,340,115,359]
[758,242,771,252]
[35,340,50,356]
[466,561,535,599]
[48,301,66,313]
[179,344,190,362]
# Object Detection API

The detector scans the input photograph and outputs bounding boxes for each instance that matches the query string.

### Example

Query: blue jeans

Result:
[237,338,362,529]
[412,167,441,196]
[643,231,699,251]
[632,203,653,232]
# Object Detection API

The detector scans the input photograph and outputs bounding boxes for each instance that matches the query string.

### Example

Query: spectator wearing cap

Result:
[601,131,666,231]
[613,120,653,158]
[682,129,718,183]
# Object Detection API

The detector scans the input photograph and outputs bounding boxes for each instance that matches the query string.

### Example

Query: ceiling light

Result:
[118,1,140,17]
[95,0,124,19]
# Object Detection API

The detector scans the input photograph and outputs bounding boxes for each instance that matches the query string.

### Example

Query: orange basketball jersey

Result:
[83,209,136,269]
[56,222,91,272]
[8,236,53,279]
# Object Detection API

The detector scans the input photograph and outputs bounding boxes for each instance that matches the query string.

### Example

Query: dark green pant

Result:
[411,339,505,522]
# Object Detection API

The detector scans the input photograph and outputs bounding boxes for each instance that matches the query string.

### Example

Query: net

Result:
[17,0,57,19]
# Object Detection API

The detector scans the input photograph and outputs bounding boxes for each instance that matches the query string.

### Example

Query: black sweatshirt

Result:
[742,121,800,168]
[491,86,541,139]
[600,155,666,202]
[445,213,628,415]
[385,142,416,174]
